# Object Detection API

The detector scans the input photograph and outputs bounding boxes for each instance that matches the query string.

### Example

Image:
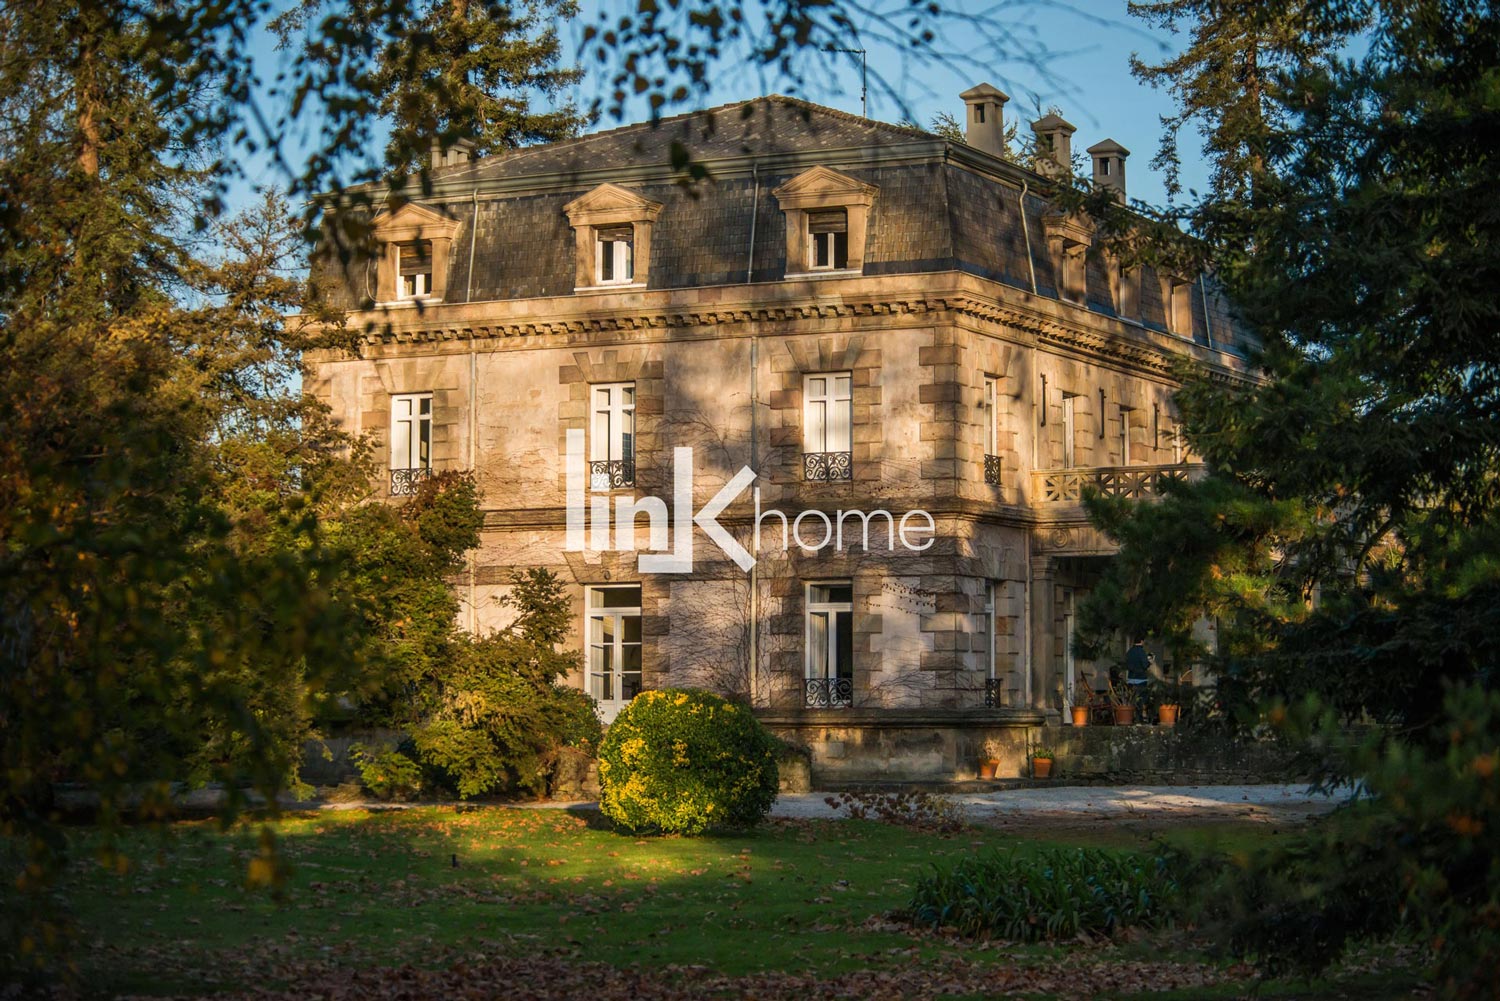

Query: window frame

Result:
[594,225,635,286]
[982,377,1002,485]
[802,372,853,481]
[1061,392,1078,468]
[390,392,433,471]
[585,584,644,722]
[1119,405,1135,465]
[589,382,636,489]
[804,581,854,707]
[396,240,434,300]
[807,209,849,272]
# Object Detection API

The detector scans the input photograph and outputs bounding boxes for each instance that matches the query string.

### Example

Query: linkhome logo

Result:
[563,430,935,572]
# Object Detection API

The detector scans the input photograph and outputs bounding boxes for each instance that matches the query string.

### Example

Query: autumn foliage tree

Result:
[1080,1,1500,991]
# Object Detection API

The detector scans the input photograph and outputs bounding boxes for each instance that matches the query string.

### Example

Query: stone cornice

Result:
[310,272,1258,388]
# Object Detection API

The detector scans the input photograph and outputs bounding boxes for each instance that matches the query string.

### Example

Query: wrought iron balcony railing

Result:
[1032,462,1207,503]
[805,677,853,708]
[984,677,1003,708]
[803,451,853,482]
[984,454,1002,486]
[589,458,635,490]
[390,466,432,496]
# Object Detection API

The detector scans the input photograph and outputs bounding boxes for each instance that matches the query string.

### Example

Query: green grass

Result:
[36,807,1420,998]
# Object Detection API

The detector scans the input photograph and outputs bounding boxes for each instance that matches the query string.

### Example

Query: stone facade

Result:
[307,92,1257,779]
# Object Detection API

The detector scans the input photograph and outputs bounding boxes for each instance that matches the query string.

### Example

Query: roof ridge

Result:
[436,94,934,183]
[760,93,933,140]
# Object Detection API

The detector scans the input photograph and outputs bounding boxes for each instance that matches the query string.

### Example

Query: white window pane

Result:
[392,418,412,467]
[834,375,851,399]
[591,406,610,462]
[826,395,851,452]
[808,611,829,678]
[805,397,826,452]
[833,610,853,679]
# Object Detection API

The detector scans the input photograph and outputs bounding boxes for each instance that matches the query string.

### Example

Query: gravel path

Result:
[771,784,1347,827]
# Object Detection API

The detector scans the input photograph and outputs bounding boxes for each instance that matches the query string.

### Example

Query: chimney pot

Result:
[1087,139,1130,202]
[1030,112,1077,177]
[430,137,476,171]
[958,82,1010,157]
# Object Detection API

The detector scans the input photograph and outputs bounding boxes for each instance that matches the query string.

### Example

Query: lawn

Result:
[44,805,1418,999]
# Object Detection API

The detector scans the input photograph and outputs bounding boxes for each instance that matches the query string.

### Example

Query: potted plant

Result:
[1109,679,1138,726]
[1029,747,1055,779]
[1157,668,1192,726]
[978,756,1001,779]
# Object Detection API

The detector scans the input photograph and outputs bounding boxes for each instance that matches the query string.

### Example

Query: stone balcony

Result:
[1031,462,1207,504]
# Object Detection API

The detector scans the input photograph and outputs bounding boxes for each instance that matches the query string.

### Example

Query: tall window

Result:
[805,582,853,707]
[1173,422,1185,464]
[1119,405,1135,465]
[596,226,634,285]
[398,241,433,299]
[1061,392,1078,468]
[590,383,635,489]
[390,393,432,495]
[803,373,853,481]
[982,377,1001,485]
[808,209,849,270]
[980,582,1000,706]
[586,585,643,721]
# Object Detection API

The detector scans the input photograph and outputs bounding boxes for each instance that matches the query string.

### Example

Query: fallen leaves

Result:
[104,948,1245,1001]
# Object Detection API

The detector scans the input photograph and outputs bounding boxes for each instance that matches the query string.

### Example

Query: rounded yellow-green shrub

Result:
[597,689,779,834]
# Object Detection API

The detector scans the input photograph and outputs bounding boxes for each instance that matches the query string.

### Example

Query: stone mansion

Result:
[307,86,1257,779]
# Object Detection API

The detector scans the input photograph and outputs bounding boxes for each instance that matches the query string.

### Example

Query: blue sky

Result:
[233,1,1206,214]
[558,0,1206,208]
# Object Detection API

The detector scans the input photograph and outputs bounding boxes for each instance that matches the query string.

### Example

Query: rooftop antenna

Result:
[823,45,867,118]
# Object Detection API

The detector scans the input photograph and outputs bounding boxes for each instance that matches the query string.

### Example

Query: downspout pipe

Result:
[1199,273,1215,349]
[1019,180,1038,295]
[745,162,759,284]
[466,189,480,632]
[747,161,761,704]
[465,189,479,302]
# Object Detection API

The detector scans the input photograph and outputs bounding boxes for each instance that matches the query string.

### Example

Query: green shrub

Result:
[406,570,600,799]
[349,743,423,801]
[552,683,605,752]
[597,689,778,834]
[903,847,1180,941]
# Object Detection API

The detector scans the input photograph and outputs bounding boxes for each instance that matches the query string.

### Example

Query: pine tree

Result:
[1128,0,1366,200]
[1083,2,1500,988]
[273,0,587,178]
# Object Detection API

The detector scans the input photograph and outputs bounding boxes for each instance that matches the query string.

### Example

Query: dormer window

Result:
[808,211,849,271]
[564,184,663,292]
[1042,210,1093,305]
[398,240,433,299]
[773,166,877,279]
[596,226,635,285]
[369,203,460,307]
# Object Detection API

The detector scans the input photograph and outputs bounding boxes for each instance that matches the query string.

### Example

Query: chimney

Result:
[1087,139,1130,202]
[429,137,476,171]
[959,83,1010,157]
[1031,112,1076,177]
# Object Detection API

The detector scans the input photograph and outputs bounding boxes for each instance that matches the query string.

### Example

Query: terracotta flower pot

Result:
[1112,705,1136,726]
[1032,758,1053,779]
[1158,704,1180,727]
[1071,705,1091,727]
[979,758,1000,779]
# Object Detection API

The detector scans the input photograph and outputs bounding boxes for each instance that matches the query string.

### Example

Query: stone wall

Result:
[758,708,1044,784]
[758,712,1304,787]
[1036,724,1303,785]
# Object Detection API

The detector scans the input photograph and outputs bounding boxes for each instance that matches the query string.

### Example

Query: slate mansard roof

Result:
[323,95,1247,352]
